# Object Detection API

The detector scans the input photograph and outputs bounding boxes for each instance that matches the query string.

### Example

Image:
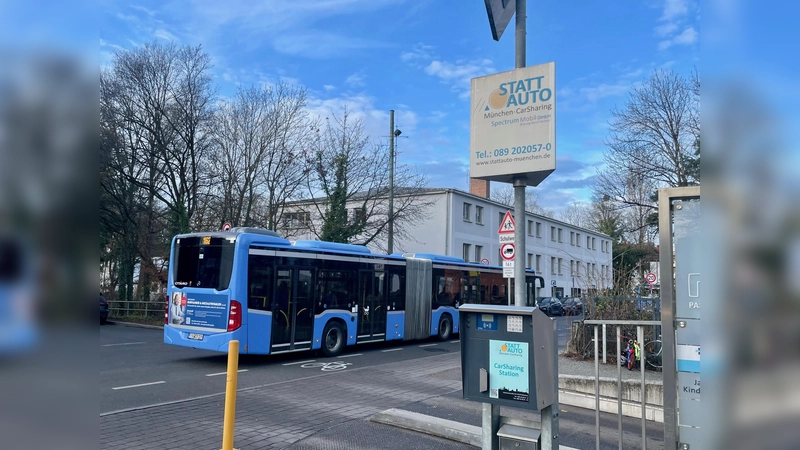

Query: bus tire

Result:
[437,314,452,341]
[321,321,345,357]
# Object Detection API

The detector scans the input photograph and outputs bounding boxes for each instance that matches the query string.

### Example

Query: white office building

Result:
[277,187,613,298]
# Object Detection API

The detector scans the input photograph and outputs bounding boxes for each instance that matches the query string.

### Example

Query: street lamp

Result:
[388,109,401,254]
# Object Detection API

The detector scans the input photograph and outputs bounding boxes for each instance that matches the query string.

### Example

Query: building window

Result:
[551,226,556,242]
[570,260,574,276]
[475,245,483,262]
[587,236,591,248]
[463,203,472,222]
[536,222,542,238]
[576,233,581,247]
[592,237,596,250]
[536,255,542,272]
[570,231,575,246]
[463,243,471,261]
[550,257,556,275]
[557,258,563,275]
[527,253,533,269]
[284,212,311,229]
[527,220,534,236]
[351,207,365,224]
[557,228,563,243]
[475,206,483,225]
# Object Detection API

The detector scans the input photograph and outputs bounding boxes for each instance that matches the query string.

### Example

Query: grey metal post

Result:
[603,323,607,363]
[482,403,500,450]
[512,0,527,309]
[594,324,600,450]
[617,326,622,450]
[541,317,559,449]
[638,325,646,449]
[659,189,678,450]
[388,110,395,254]
[516,0,526,68]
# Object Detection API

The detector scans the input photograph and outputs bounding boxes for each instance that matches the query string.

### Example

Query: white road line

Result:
[112,381,165,390]
[282,360,315,366]
[338,353,362,358]
[419,343,438,348]
[381,348,403,352]
[451,340,460,343]
[205,369,249,377]
[101,342,146,347]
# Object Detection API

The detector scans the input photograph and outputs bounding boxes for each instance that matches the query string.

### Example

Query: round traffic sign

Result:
[480,258,490,265]
[645,272,657,283]
[222,222,232,231]
[500,243,515,261]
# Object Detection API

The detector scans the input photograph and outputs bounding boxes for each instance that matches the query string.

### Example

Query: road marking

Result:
[282,360,316,366]
[101,342,146,347]
[112,381,165,390]
[338,353,362,358]
[205,369,249,377]
[419,343,438,348]
[381,348,403,352]
[451,340,460,343]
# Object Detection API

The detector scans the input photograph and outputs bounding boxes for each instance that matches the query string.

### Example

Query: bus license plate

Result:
[188,333,204,341]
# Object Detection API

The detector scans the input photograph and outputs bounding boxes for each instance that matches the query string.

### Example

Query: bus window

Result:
[173,237,235,290]
[247,255,273,310]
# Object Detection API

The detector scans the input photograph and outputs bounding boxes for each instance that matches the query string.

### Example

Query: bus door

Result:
[357,270,386,341]
[271,267,315,352]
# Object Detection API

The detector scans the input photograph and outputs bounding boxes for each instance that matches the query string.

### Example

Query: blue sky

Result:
[100,0,700,213]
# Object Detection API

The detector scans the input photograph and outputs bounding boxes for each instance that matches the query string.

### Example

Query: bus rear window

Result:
[173,237,235,290]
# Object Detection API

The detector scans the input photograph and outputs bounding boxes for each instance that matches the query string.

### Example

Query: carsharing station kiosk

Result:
[459,304,558,450]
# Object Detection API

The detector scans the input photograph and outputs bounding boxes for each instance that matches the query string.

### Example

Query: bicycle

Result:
[300,361,352,371]
[643,336,662,370]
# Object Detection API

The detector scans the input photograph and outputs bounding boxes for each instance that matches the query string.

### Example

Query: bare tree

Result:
[490,185,553,217]
[557,202,591,229]
[209,83,316,229]
[603,69,699,190]
[297,109,431,248]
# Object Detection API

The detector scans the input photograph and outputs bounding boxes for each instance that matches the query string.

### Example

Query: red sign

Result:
[222,222,232,231]
[500,243,515,261]
[497,211,516,234]
[480,258,491,265]
[645,272,657,283]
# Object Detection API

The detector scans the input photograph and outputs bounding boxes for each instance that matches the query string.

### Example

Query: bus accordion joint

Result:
[227,300,242,331]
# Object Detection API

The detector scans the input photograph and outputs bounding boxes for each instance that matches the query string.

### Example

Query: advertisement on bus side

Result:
[169,291,228,331]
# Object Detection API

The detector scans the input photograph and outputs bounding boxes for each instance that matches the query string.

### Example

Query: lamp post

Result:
[388,110,402,254]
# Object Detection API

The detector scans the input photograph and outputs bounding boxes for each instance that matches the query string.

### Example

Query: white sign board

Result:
[470,62,556,186]
[503,260,514,278]
[499,234,515,244]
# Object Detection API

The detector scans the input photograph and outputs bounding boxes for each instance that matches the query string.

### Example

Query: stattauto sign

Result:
[470,62,556,187]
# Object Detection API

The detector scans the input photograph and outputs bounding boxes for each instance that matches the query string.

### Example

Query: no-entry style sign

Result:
[501,243,515,261]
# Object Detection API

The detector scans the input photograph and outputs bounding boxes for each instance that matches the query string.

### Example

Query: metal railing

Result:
[108,300,166,319]
[584,320,661,450]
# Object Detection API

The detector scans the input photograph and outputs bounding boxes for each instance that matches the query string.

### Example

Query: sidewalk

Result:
[100,349,663,449]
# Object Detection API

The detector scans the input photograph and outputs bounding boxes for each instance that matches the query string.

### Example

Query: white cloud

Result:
[659,26,698,50]
[345,72,366,87]
[578,83,629,102]
[423,59,495,99]
[272,32,389,58]
[323,85,336,91]
[654,22,678,37]
[661,0,688,21]
[154,29,178,41]
[400,43,434,63]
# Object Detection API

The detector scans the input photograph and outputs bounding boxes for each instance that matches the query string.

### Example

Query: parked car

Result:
[562,297,585,316]
[100,293,109,324]
[535,297,564,316]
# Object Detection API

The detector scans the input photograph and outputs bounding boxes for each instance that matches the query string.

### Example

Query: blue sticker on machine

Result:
[477,314,498,331]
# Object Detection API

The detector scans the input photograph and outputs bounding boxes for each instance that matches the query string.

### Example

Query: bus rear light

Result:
[228,300,242,331]
[164,295,169,325]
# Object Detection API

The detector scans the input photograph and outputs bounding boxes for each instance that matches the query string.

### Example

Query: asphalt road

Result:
[100,315,661,450]
[100,314,581,414]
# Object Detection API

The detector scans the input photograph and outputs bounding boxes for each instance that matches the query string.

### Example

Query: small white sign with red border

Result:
[500,243,515,261]
[645,272,657,283]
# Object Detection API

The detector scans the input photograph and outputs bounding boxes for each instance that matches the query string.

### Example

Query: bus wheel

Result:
[322,321,345,357]
[437,315,452,341]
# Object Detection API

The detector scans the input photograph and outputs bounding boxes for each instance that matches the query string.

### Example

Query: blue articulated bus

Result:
[164,227,544,356]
